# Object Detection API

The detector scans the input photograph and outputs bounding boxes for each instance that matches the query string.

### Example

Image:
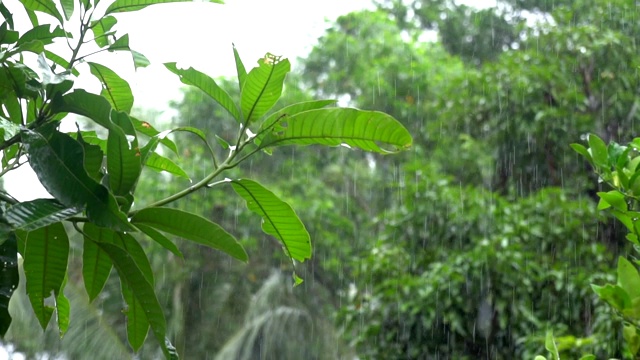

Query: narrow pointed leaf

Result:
[106,0,222,14]
[76,130,104,181]
[121,281,150,351]
[107,111,141,197]
[60,0,73,20]
[131,207,248,262]
[82,224,113,302]
[44,50,79,76]
[88,62,134,113]
[165,62,239,121]
[22,127,133,231]
[259,108,412,154]
[23,222,69,329]
[145,152,189,179]
[55,278,70,337]
[131,117,178,154]
[112,232,154,285]
[0,231,18,337]
[0,3,14,29]
[231,179,310,262]
[136,223,183,258]
[95,241,170,358]
[241,55,289,125]
[6,199,79,231]
[232,45,247,91]
[90,16,117,48]
[18,0,63,24]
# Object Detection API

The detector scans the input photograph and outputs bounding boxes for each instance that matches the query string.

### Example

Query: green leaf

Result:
[230,179,311,262]
[44,50,79,76]
[131,207,248,262]
[23,222,69,330]
[18,0,63,24]
[241,55,290,125]
[145,152,189,179]
[17,24,66,46]
[232,44,247,92]
[112,232,154,285]
[76,129,104,181]
[121,281,150,351]
[88,62,134,113]
[0,232,18,337]
[578,355,596,360]
[60,0,73,20]
[135,223,183,258]
[106,0,222,14]
[624,323,640,355]
[571,143,593,164]
[592,283,631,311]
[6,199,79,231]
[131,50,150,69]
[544,330,559,360]
[22,127,133,231]
[55,278,70,337]
[131,117,178,154]
[95,241,170,358]
[165,62,240,121]
[107,111,141,197]
[588,133,608,168]
[597,190,627,211]
[82,224,113,302]
[617,257,640,299]
[53,90,112,128]
[0,4,14,29]
[90,16,117,48]
[255,99,337,146]
[259,108,413,154]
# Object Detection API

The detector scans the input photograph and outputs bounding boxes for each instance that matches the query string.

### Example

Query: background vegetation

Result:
[3,0,640,359]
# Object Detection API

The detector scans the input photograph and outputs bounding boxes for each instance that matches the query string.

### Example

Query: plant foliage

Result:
[0,0,411,357]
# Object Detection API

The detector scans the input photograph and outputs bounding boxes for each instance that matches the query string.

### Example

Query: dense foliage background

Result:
[4,0,640,359]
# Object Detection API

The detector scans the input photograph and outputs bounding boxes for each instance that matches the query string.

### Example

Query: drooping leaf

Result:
[22,127,133,231]
[23,222,69,329]
[240,55,290,125]
[121,281,150,351]
[90,16,117,48]
[95,241,170,358]
[18,0,63,24]
[131,207,248,262]
[135,223,183,258]
[82,224,113,302]
[259,108,413,154]
[107,111,141,198]
[232,44,247,92]
[6,199,79,231]
[0,231,18,337]
[76,129,104,181]
[53,89,116,130]
[230,179,311,262]
[112,232,154,285]
[55,277,70,337]
[106,0,222,14]
[165,63,240,121]
[60,0,73,20]
[0,3,14,29]
[88,62,134,113]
